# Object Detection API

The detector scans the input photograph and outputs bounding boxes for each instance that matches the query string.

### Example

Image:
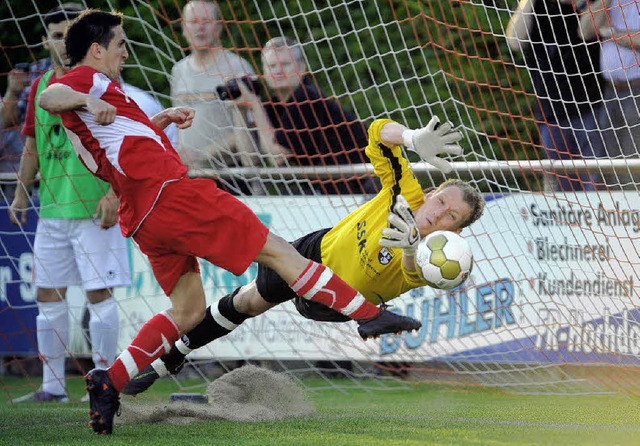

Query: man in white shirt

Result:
[171,0,257,194]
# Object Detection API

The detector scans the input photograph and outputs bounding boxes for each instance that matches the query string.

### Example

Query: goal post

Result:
[1,0,640,400]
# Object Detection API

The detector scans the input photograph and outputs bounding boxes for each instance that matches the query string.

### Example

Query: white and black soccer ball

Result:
[415,230,473,290]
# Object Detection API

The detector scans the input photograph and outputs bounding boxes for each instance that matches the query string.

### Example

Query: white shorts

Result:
[33,218,131,291]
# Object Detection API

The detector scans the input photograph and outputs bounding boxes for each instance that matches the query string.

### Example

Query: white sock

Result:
[36,300,69,396]
[88,297,119,369]
[175,337,193,355]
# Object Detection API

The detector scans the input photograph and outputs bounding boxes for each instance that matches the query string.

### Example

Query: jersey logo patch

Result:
[378,247,393,265]
[114,85,130,102]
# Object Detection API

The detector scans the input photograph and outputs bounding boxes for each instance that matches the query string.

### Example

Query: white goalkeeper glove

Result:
[379,195,420,255]
[403,116,463,174]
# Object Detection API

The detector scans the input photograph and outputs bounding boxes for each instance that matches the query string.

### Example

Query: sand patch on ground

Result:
[118,365,314,425]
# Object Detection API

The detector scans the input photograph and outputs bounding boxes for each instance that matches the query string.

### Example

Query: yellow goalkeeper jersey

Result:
[320,118,427,304]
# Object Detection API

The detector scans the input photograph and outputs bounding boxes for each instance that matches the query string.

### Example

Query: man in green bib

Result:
[8,3,130,403]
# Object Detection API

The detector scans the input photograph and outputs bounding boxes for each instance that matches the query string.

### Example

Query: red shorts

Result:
[133,178,269,295]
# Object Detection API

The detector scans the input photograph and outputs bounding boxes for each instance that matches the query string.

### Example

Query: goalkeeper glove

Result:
[402,116,463,174]
[379,195,420,255]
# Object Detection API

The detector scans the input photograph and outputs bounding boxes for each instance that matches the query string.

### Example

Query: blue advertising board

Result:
[0,200,38,355]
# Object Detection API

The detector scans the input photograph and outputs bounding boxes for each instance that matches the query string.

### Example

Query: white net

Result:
[1,0,640,399]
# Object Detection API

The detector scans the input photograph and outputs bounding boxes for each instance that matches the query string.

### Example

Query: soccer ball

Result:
[415,230,473,290]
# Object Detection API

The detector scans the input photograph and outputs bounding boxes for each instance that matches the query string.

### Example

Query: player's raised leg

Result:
[257,233,420,337]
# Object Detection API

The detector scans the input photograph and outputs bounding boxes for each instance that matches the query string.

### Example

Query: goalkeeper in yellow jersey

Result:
[123,117,485,395]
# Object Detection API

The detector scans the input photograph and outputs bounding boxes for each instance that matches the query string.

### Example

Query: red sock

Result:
[290,261,381,320]
[107,311,180,392]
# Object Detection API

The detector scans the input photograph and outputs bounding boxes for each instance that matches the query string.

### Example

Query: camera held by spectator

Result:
[216,76,261,101]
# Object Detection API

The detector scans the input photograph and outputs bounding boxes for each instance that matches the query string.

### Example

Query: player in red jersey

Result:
[37,10,441,435]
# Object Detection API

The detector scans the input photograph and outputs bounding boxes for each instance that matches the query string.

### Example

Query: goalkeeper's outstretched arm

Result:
[378,121,407,146]
[379,117,463,173]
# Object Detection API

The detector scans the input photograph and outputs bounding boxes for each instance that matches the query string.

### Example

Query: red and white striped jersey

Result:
[55,66,188,237]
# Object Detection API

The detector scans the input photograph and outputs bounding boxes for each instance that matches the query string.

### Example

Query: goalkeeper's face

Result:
[414,186,472,236]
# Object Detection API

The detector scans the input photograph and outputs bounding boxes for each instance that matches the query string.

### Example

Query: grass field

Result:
[1,374,639,446]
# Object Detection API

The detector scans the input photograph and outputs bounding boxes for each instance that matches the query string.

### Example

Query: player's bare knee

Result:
[36,288,67,302]
[256,232,290,264]
[170,306,206,333]
[86,288,113,305]
[256,232,308,282]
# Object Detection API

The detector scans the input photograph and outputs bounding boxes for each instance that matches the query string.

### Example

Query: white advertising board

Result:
[58,193,640,363]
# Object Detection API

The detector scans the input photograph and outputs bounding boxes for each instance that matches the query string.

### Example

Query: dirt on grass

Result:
[118,364,315,425]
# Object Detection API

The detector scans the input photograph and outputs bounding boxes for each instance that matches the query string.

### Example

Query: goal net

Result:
[1,0,639,400]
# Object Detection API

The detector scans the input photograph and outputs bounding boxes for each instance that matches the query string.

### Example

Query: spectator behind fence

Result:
[234,36,380,196]
[506,0,604,192]
[171,0,257,194]
[1,64,34,201]
[8,3,131,404]
[580,0,640,189]
[1,56,55,203]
